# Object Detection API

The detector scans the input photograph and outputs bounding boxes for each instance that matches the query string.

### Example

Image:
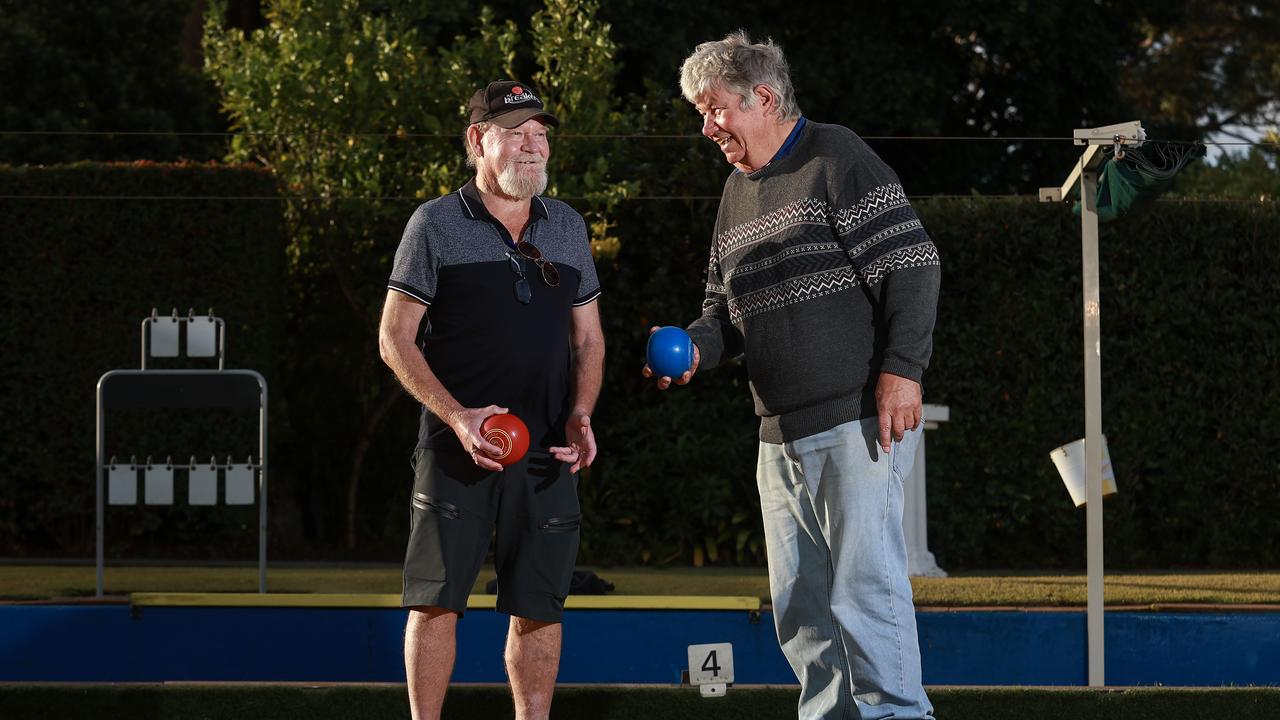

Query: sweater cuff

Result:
[685,327,723,371]
[878,356,924,384]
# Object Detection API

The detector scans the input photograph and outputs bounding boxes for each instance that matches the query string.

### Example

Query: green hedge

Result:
[4,162,1278,569]
[582,197,1280,569]
[921,199,1280,568]
[0,162,285,558]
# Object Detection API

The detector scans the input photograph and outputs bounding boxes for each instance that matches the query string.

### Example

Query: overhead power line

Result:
[0,129,1275,146]
[0,131,1270,203]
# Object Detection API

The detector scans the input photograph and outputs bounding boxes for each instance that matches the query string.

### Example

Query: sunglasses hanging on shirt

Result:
[507,252,533,305]
[516,240,559,287]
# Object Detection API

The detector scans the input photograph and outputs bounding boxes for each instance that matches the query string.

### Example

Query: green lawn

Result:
[4,685,1280,720]
[4,564,1279,606]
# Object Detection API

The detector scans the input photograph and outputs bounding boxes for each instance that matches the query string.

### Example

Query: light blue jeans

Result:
[757,417,933,720]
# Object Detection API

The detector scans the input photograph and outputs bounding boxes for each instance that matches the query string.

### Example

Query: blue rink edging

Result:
[3,605,1279,686]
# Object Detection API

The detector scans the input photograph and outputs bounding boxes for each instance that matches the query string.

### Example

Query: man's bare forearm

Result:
[569,335,604,416]
[381,334,464,428]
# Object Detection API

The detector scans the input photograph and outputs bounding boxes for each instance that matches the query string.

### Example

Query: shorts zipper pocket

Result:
[412,493,460,519]
[540,514,581,533]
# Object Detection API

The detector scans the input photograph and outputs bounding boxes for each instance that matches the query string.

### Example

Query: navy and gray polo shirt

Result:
[388,179,601,453]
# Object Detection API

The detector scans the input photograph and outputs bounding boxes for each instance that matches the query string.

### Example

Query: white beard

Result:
[496,157,548,199]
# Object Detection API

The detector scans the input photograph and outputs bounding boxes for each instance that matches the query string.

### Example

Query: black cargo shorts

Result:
[402,448,581,623]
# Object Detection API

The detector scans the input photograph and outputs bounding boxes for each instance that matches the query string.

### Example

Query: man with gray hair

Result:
[380,79,605,720]
[649,33,940,719]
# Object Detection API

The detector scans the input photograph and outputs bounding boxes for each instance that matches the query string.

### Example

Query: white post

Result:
[1040,121,1142,688]
[905,404,948,576]
[1080,167,1106,687]
[96,386,105,598]
[257,374,269,594]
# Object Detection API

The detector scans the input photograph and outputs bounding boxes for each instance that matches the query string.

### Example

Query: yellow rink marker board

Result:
[130,593,761,611]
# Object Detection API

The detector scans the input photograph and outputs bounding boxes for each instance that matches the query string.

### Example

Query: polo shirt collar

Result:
[772,116,807,163]
[734,116,808,176]
[458,177,549,224]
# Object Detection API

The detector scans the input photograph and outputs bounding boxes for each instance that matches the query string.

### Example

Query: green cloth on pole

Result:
[1075,142,1205,223]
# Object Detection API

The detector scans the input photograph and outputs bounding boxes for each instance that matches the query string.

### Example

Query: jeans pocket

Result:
[889,427,919,481]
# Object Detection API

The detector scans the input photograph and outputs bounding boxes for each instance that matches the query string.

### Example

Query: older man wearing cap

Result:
[378,80,605,720]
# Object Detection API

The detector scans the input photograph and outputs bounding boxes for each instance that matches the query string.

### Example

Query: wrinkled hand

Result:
[551,410,596,473]
[874,373,922,453]
[451,405,508,472]
[641,325,700,390]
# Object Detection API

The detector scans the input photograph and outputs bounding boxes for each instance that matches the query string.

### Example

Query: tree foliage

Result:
[597,0,1280,195]
[1121,2,1280,141]
[0,0,223,164]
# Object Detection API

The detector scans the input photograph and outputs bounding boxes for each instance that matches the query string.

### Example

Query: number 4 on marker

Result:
[687,642,734,687]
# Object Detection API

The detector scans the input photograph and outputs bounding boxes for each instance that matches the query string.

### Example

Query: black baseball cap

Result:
[468,80,560,128]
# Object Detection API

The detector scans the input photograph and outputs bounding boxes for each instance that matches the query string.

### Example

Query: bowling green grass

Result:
[2,564,1280,605]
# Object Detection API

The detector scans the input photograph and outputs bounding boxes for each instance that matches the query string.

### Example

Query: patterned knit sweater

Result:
[687,120,941,444]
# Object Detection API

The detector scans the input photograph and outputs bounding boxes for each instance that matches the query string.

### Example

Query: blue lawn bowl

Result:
[647,326,693,379]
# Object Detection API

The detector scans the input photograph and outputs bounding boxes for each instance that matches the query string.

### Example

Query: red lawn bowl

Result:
[481,413,530,466]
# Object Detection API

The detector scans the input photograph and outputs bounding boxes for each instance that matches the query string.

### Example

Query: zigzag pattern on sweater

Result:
[716,198,832,258]
[724,240,844,286]
[832,184,912,237]
[845,219,925,262]
[728,266,861,322]
[715,184,913,260]
[860,243,941,287]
